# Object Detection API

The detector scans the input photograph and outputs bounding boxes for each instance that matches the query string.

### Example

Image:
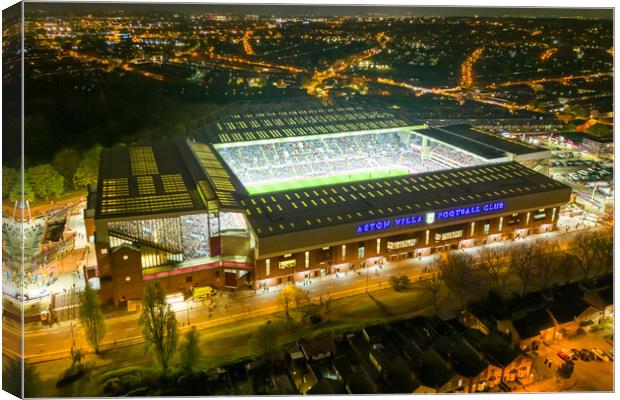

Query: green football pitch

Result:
[244,167,411,195]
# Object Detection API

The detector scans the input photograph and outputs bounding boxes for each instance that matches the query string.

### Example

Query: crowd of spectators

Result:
[217,132,485,186]
[107,212,248,261]
[180,215,210,259]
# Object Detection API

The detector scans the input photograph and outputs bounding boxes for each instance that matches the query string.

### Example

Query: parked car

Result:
[591,347,610,362]
[557,350,571,362]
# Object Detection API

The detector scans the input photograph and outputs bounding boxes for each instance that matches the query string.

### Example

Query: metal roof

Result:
[95,140,207,219]
[240,161,570,238]
[190,101,414,144]
[416,125,545,159]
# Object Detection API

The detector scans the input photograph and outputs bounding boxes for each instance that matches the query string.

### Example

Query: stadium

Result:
[86,101,569,306]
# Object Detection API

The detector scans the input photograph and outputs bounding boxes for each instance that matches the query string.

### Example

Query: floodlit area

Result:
[107,212,248,263]
[215,130,488,194]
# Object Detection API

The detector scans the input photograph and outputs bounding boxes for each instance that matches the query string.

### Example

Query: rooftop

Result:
[190,100,415,144]
[241,161,570,237]
[416,125,546,159]
[95,139,207,219]
[512,308,555,340]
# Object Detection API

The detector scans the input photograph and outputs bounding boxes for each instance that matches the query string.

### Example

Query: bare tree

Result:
[423,264,442,315]
[596,229,613,276]
[556,253,578,285]
[532,241,559,291]
[479,247,510,296]
[507,243,537,296]
[437,252,476,310]
[293,286,310,311]
[572,231,610,280]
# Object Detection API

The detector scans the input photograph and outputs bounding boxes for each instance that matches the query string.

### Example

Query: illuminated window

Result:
[483,224,490,235]
[499,217,503,231]
[551,207,557,222]
[470,222,475,236]
[341,244,346,260]
[425,230,430,245]
[358,245,365,259]
[376,238,381,254]
[305,251,309,268]
[526,212,531,225]
[265,259,270,276]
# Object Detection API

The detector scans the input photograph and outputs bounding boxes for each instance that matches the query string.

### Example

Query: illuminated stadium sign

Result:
[355,201,506,233]
[435,201,505,221]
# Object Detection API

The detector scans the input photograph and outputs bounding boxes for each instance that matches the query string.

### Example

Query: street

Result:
[2,214,601,363]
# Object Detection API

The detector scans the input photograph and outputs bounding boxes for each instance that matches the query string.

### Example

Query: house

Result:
[306,378,347,394]
[416,348,468,393]
[546,296,600,337]
[462,328,533,387]
[301,337,337,361]
[584,287,613,323]
[332,354,376,394]
[497,308,556,351]
[347,333,381,385]
[271,374,297,395]
[432,335,503,392]
[288,358,317,394]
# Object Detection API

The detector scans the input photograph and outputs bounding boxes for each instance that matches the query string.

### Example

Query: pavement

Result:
[2,214,604,364]
[522,329,613,392]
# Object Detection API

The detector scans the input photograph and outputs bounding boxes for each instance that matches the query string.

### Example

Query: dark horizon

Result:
[25,2,613,19]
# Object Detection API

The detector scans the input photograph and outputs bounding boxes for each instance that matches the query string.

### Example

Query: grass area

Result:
[244,167,410,194]
[33,266,605,396]
[34,282,441,396]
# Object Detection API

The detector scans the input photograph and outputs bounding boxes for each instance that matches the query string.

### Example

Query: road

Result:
[2,216,600,363]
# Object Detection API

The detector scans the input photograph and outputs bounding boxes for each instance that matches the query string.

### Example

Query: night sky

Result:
[26,2,613,19]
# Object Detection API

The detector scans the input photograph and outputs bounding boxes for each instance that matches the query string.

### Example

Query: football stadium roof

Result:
[416,125,546,159]
[240,161,571,238]
[189,100,415,144]
[96,139,208,219]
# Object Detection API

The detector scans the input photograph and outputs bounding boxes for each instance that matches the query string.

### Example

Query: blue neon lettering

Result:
[355,202,505,233]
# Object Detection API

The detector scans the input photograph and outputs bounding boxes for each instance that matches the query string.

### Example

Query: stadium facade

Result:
[85,102,570,306]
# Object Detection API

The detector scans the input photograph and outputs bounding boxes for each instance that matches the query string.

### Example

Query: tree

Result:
[293,286,310,311]
[52,148,81,191]
[248,321,281,363]
[279,284,299,318]
[26,164,64,201]
[73,145,102,191]
[507,243,537,296]
[177,326,201,372]
[389,275,411,292]
[423,265,442,315]
[556,253,578,285]
[437,252,476,309]
[9,173,36,202]
[2,167,17,199]
[596,229,613,276]
[532,241,559,291]
[572,232,604,280]
[78,281,106,353]
[2,358,43,398]
[479,248,510,296]
[139,283,178,371]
